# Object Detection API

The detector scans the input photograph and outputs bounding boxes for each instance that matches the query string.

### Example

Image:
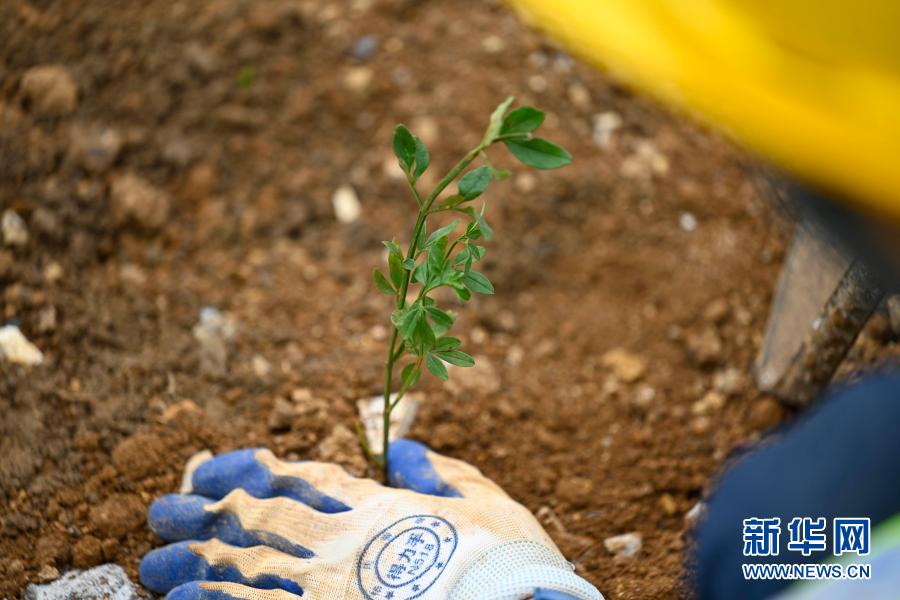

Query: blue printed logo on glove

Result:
[357,514,458,599]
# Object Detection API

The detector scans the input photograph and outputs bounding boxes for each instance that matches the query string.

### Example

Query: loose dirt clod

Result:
[19,65,78,117]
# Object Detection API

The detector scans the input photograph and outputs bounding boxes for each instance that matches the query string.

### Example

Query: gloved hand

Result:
[139,440,602,600]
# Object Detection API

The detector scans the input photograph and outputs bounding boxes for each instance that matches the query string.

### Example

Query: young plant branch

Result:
[371,97,571,476]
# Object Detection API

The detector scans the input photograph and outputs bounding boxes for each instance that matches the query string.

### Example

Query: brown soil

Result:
[2,0,893,598]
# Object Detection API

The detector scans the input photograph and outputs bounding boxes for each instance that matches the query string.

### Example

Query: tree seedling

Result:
[365,97,571,476]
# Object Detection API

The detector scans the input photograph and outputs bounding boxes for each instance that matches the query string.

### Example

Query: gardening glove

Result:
[140,439,603,600]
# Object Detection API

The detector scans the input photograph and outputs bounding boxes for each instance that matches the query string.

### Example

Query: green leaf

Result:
[373,269,395,295]
[426,352,448,380]
[412,261,429,284]
[503,137,572,169]
[490,166,511,181]
[458,166,492,201]
[402,258,417,270]
[388,252,405,288]
[452,285,471,302]
[401,362,421,389]
[463,271,494,294]
[413,137,430,181]
[501,106,544,135]
[435,336,461,351]
[395,307,419,340]
[426,306,455,334]
[435,349,474,367]
[383,240,403,258]
[439,194,467,210]
[424,219,460,248]
[393,125,417,173]
[474,205,493,240]
[413,310,435,346]
[484,96,515,144]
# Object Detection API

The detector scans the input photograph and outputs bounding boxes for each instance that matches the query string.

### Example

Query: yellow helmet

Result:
[508,0,900,220]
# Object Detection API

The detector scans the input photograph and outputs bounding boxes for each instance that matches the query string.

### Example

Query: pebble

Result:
[679,212,697,233]
[43,261,63,283]
[685,328,723,368]
[703,298,731,324]
[24,564,142,600]
[748,397,785,430]
[343,66,373,94]
[20,65,78,117]
[567,82,592,110]
[481,35,505,54]
[252,354,272,378]
[410,115,439,146]
[69,124,122,173]
[514,172,537,194]
[659,493,678,516]
[713,367,746,396]
[604,532,642,558]
[332,185,361,223]
[555,476,595,507]
[3,209,29,246]
[0,324,44,366]
[692,390,726,415]
[192,306,236,377]
[36,565,60,583]
[621,139,669,179]
[351,35,379,61]
[592,111,623,147]
[601,348,646,383]
[268,396,295,432]
[109,173,171,230]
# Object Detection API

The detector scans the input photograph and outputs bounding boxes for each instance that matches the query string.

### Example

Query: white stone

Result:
[604,532,642,558]
[679,212,697,232]
[24,564,141,600]
[2,209,29,246]
[0,325,43,366]
[593,111,623,147]
[332,185,361,223]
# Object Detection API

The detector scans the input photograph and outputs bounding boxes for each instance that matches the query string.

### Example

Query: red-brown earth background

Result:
[2,0,895,598]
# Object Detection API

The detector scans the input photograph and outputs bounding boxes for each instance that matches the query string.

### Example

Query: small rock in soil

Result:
[555,476,595,508]
[20,65,78,117]
[268,396,295,432]
[685,501,707,525]
[713,367,746,396]
[317,424,367,476]
[604,532,642,558]
[692,390,726,415]
[69,124,123,173]
[109,172,171,230]
[88,493,144,539]
[685,327,724,368]
[350,35,379,61]
[601,348,646,383]
[0,324,44,366]
[332,185,361,223]
[2,208,29,246]
[72,535,103,568]
[703,298,731,324]
[35,533,70,566]
[343,66,373,94]
[748,397,785,430]
[192,306,236,377]
[593,111,622,147]
[36,565,60,583]
[24,564,142,600]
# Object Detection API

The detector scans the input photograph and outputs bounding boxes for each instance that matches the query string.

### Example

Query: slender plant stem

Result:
[380,144,485,476]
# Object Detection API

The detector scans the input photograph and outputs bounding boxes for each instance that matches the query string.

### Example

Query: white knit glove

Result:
[139,440,603,600]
